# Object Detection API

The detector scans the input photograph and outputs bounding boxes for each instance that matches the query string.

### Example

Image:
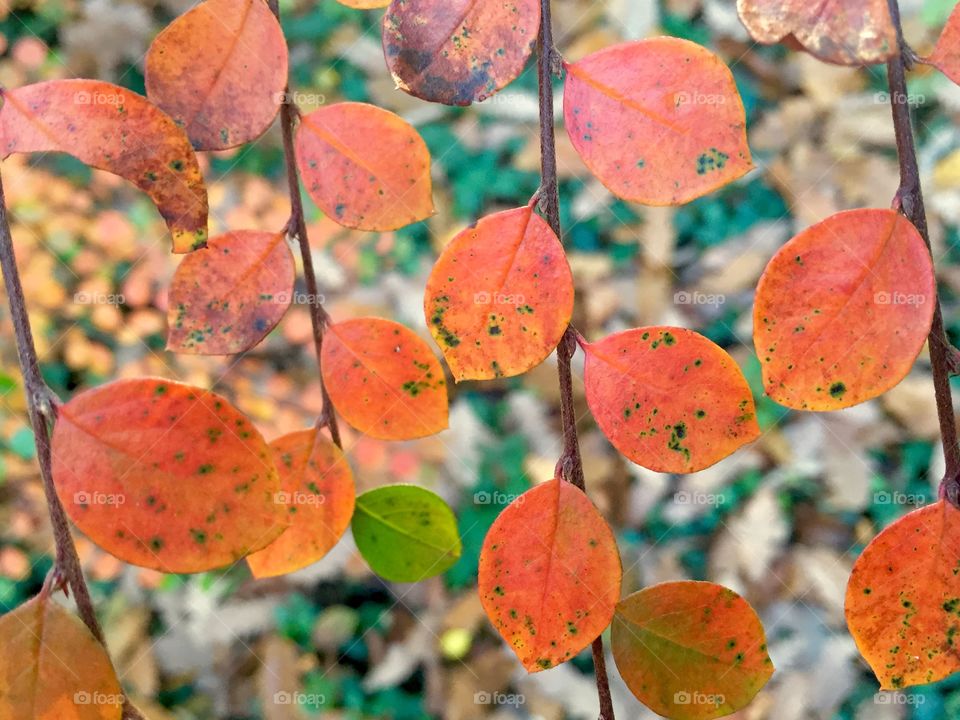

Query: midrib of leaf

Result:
[391,0,487,84]
[618,610,747,670]
[355,501,456,556]
[531,480,562,655]
[300,112,395,194]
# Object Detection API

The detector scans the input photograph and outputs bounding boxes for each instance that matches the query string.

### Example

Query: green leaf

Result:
[352,485,461,582]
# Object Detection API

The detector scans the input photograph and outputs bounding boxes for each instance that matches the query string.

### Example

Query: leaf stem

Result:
[537,0,615,716]
[886,0,960,504]
[269,0,342,449]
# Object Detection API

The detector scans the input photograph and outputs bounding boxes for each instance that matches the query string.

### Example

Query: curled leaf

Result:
[295,102,433,231]
[52,378,287,573]
[737,0,897,65]
[423,204,573,381]
[166,230,295,355]
[145,0,287,150]
[0,79,207,252]
[845,500,960,689]
[247,429,355,578]
[582,327,759,473]
[321,317,449,440]
[563,38,751,206]
[382,0,540,105]
[612,581,774,720]
[753,209,934,411]
[352,484,461,582]
[0,594,123,720]
[478,478,622,672]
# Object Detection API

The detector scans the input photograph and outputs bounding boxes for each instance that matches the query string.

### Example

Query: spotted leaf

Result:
[582,327,759,473]
[382,0,539,105]
[0,80,207,252]
[737,0,897,66]
[563,38,751,206]
[295,102,433,231]
[753,209,934,411]
[166,230,295,355]
[845,500,960,689]
[145,0,287,150]
[612,581,774,720]
[51,378,287,573]
[352,484,461,582]
[321,317,448,440]
[247,429,355,578]
[478,478,622,672]
[337,0,389,7]
[423,204,573,381]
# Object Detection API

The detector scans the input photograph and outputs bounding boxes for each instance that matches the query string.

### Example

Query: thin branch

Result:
[886,0,960,504]
[269,0,342,448]
[537,0,615,717]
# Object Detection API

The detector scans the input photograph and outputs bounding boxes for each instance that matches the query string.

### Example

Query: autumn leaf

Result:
[337,0,389,7]
[295,102,433,231]
[145,0,287,150]
[845,500,960,689]
[0,594,123,720]
[321,317,448,440]
[423,203,573,381]
[927,3,960,86]
[478,478,622,672]
[753,209,934,411]
[352,484,461,582]
[247,429,355,578]
[581,327,759,473]
[612,581,774,720]
[737,0,897,66]
[382,0,539,105]
[51,378,288,573]
[563,38,752,206]
[166,230,295,355]
[0,79,207,253]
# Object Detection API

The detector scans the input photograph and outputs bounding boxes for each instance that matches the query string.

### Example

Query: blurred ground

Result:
[2,0,960,718]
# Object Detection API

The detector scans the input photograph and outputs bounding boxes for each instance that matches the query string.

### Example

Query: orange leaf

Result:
[321,317,448,440]
[928,4,960,86]
[753,209,934,411]
[478,478,622,672]
[845,500,960,690]
[166,230,295,355]
[0,594,123,720]
[563,38,751,206]
[737,0,897,66]
[0,80,207,253]
[145,0,287,150]
[423,204,573,381]
[52,378,288,573]
[612,581,774,720]
[247,429,355,578]
[337,0,389,7]
[295,102,433,231]
[382,0,539,106]
[582,327,759,473]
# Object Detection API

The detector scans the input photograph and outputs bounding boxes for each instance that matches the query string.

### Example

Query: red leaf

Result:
[247,429,355,578]
[382,0,540,106]
[145,0,287,150]
[52,378,288,573]
[563,38,751,206]
[754,209,934,410]
[612,581,774,719]
[423,204,573,380]
[321,317,448,440]
[0,80,208,253]
[582,327,759,473]
[295,102,433,231]
[0,594,123,720]
[166,230,295,355]
[928,4,960,86]
[845,500,960,689]
[478,478,622,672]
[737,0,897,66]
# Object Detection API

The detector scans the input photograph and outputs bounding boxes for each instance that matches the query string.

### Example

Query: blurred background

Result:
[1,0,959,718]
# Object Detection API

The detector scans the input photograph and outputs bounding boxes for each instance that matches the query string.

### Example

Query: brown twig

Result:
[537,1,615,717]
[268,0,341,449]
[886,0,960,504]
